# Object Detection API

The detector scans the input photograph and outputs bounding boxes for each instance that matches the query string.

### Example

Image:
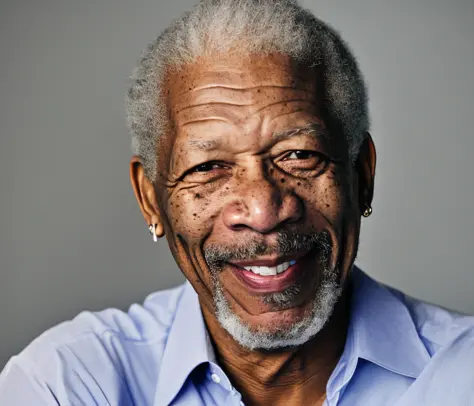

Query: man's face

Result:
[137,53,372,349]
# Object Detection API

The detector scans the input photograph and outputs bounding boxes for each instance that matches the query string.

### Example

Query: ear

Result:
[355,133,376,215]
[129,156,165,238]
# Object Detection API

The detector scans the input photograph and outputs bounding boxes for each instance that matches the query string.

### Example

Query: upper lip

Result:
[228,251,308,268]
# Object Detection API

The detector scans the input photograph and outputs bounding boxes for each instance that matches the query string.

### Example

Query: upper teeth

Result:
[243,260,296,276]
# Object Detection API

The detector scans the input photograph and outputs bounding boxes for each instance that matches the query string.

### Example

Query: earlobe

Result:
[130,156,165,237]
[151,222,165,238]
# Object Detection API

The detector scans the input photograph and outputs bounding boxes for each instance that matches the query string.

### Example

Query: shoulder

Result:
[383,282,474,368]
[0,283,186,405]
[393,294,474,404]
[397,289,474,355]
[14,282,186,364]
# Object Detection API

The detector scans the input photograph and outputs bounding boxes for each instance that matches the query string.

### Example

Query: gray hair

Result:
[126,0,369,182]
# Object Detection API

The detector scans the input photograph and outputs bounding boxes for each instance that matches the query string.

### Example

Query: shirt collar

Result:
[154,282,215,406]
[346,267,430,378]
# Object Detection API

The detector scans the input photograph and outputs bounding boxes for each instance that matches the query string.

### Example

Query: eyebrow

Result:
[271,122,326,142]
[186,122,326,151]
[187,139,219,151]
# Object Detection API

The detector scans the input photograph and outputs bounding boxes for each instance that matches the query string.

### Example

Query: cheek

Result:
[303,171,350,227]
[167,189,220,241]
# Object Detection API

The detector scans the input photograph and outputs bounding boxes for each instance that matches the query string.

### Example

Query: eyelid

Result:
[179,160,230,180]
[278,149,322,160]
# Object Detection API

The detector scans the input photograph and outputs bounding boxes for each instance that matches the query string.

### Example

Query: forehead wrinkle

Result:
[178,101,253,113]
[174,85,314,106]
[187,84,314,94]
[252,98,316,116]
[176,103,248,128]
[181,117,230,126]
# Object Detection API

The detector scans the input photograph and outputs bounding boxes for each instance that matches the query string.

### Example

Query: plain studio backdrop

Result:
[1,0,473,369]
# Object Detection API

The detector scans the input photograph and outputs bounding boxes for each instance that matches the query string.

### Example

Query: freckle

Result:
[194,193,202,199]
[280,178,285,183]
[297,182,301,186]
[193,213,197,216]
[326,204,330,207]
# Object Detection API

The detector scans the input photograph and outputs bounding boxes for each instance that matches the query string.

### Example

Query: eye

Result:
[276,149,329,177]
[179,160,231,182]
[190,161,224,173]
[284,150,318,160]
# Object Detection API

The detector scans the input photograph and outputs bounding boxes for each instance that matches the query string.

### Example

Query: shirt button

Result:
[211,373,221,384]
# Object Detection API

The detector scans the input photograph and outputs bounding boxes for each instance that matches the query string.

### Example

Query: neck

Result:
[201,285,352,406]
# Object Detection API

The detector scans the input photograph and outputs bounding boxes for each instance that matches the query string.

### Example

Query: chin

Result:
[213,266,342,351]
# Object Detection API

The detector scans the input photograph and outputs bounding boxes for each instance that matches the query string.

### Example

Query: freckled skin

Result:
[130,53,376,406]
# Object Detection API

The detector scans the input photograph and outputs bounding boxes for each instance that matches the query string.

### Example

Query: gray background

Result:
[1,0,473,369]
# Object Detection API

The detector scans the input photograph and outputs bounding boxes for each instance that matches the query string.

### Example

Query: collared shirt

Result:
[1,268,474,405]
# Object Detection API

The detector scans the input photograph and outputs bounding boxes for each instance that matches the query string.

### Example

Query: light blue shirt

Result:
[1,268,474,405]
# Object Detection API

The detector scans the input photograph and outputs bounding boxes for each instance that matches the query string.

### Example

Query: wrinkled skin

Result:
[130,53,376,405]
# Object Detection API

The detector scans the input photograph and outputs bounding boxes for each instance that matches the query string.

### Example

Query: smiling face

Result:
[131,52,375,350]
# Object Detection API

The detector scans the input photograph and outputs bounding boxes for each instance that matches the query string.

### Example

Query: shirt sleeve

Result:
[0,358,60,405]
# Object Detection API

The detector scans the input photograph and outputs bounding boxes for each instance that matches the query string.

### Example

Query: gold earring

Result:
[363,205,373,218]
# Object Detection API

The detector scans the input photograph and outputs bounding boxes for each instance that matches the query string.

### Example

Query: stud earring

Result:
[362,205,373,218]
[148,224,158,242]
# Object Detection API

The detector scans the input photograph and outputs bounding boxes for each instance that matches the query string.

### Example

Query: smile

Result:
[228,253,311,293]
[242,260,297,276]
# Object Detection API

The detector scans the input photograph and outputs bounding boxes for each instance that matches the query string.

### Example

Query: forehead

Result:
[158,53,325,170]
[164,53,321,111]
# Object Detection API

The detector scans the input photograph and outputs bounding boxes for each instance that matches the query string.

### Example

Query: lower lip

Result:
[230,261,304,293]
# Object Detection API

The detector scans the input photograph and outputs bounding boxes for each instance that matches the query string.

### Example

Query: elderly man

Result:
[1,0,473,405]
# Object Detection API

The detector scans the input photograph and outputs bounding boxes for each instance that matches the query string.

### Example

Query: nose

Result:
[222,177,303,234]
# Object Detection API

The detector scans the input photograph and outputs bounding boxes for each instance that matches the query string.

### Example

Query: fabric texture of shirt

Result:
[1,267,474,405]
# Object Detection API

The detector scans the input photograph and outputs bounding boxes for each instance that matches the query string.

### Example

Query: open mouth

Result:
[227,251,314,293]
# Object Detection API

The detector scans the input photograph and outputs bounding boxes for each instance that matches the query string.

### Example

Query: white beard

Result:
[213,266,342,350]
